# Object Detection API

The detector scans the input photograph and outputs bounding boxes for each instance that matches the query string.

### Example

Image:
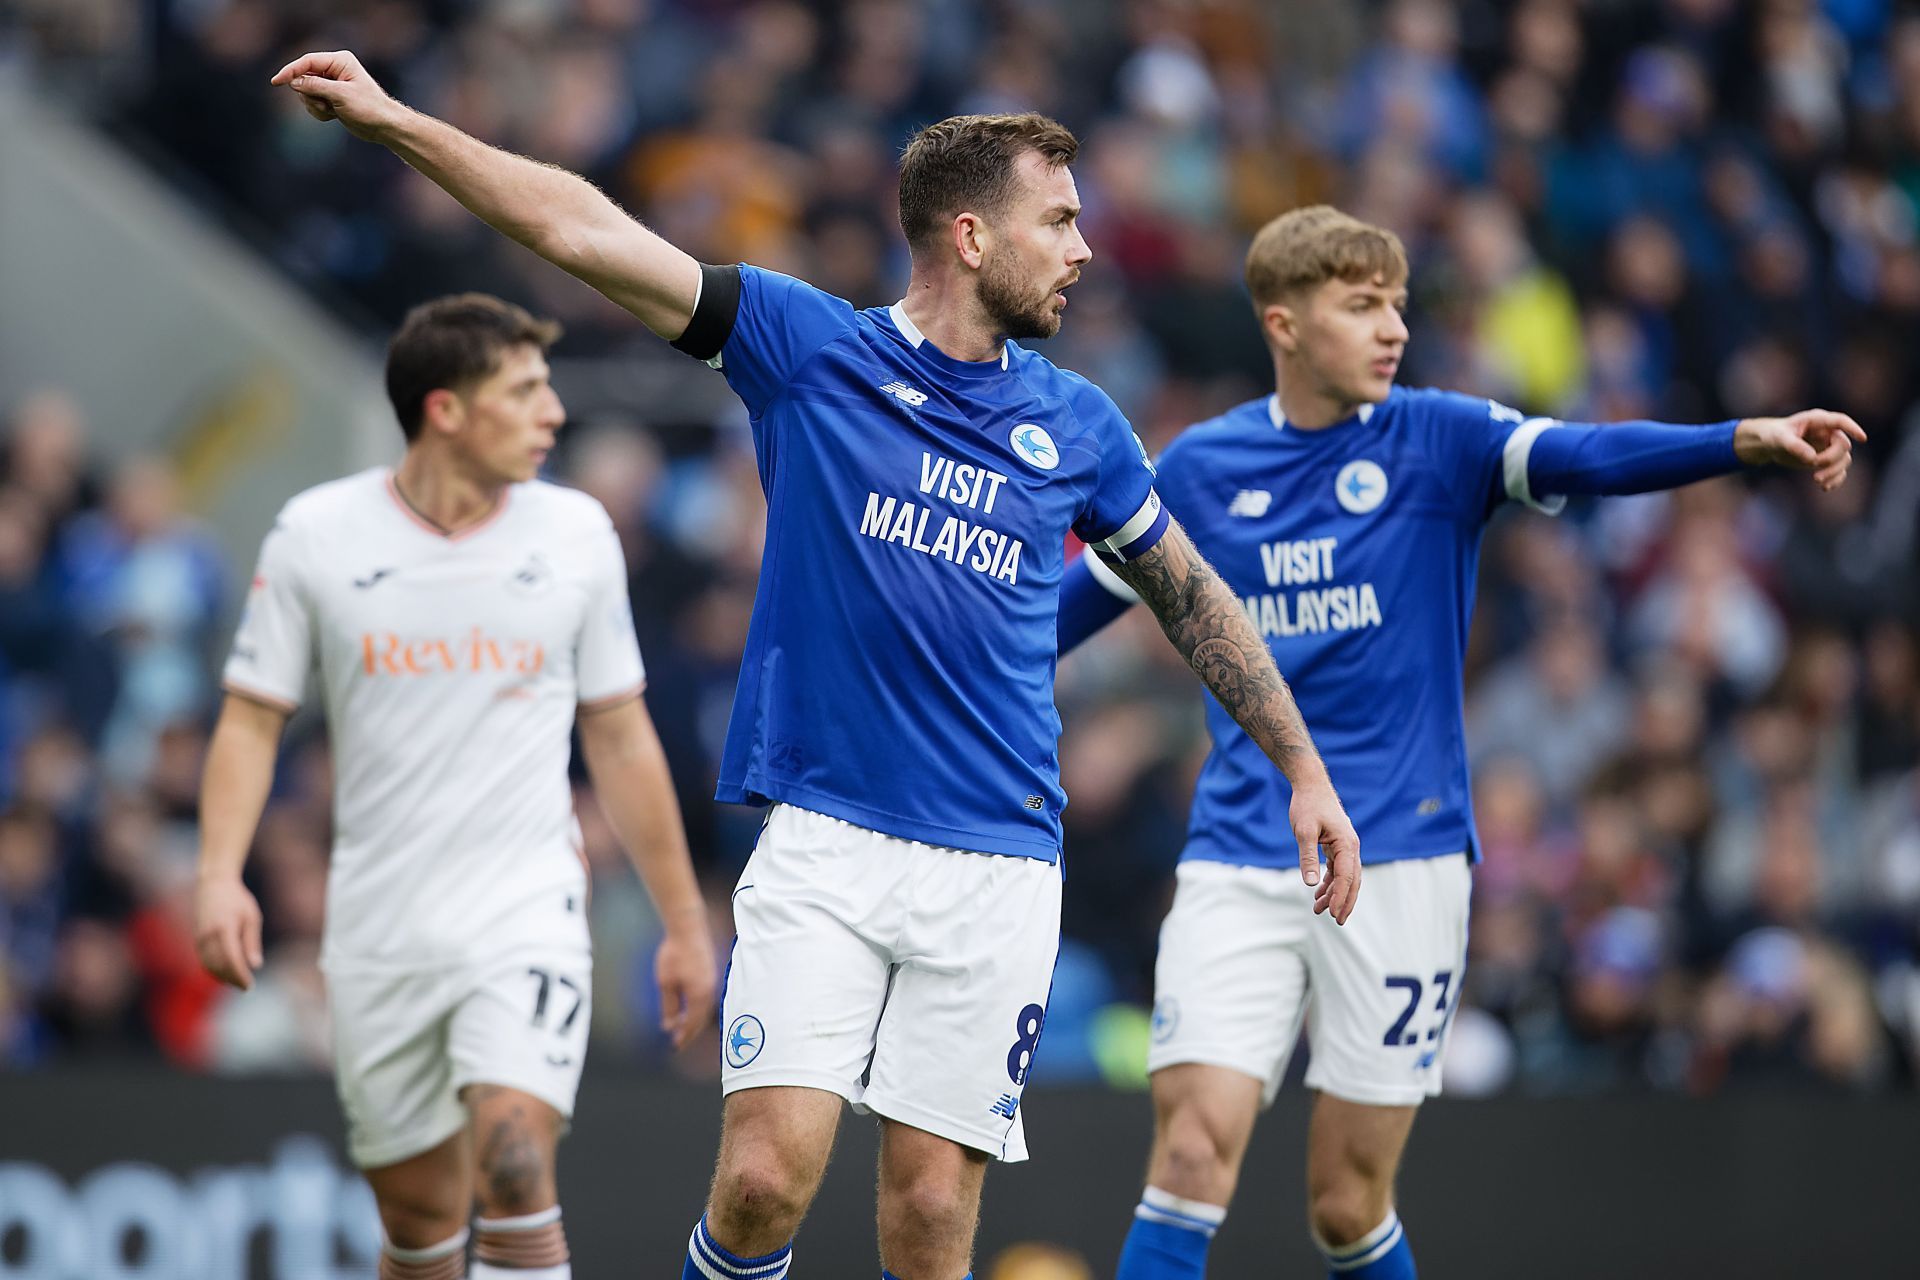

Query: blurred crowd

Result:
[3,0,1919,1096]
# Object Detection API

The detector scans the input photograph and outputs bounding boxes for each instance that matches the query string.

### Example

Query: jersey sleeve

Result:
[1421,389,1569,519]
[1068,381,1169,565]
[574,517,646,708]
[710,266,859,416]
[221,513,313,710]
[1521,418,1740,495]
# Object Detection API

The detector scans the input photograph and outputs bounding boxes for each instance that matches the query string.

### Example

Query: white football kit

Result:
[225,468,644,1166]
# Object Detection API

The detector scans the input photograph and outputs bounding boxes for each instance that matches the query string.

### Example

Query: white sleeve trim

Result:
[1084,550,1140,602]
[1501,417,1569,515]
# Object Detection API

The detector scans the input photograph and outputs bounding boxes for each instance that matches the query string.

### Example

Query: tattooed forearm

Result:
[1108,520,1327,786]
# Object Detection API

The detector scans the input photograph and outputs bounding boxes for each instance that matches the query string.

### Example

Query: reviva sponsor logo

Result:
[360,629,544,677]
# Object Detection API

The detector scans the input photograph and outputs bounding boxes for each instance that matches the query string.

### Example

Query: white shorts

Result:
[721,805,1063,1162]
[1148,855,1471,1108]
[327,941,592,1168]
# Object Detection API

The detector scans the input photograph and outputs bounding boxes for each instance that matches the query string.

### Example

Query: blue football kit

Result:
[1060,386,1739,871]
[682,264,1167,860]
[672,262,1172,1280]
[1071,386,1739,1280]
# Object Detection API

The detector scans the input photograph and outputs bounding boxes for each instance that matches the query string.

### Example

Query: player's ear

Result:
[953,212,987,271]
[420,387,465,437]
[1263,303,1298,354]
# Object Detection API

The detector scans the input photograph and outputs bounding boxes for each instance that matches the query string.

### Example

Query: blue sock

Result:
[1115,1186,1226,1279]
[1318,1211,1415,1278]
[684,1216,792,1279]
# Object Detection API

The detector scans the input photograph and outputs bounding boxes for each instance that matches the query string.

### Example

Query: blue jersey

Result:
[1144,386,1560,870]
[706,266,1166,861]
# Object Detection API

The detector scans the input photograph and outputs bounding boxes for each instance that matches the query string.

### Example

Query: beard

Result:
[979,251,1064,341]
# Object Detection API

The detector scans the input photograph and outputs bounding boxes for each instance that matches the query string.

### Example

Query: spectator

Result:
[55,457,225,781]
[1470,615,1633,812]
[0,808,62,996]
[1627,483,1788,698]
[1691,929,1890,1091]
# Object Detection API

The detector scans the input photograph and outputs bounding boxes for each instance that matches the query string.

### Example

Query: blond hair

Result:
[1244,205,1408,308]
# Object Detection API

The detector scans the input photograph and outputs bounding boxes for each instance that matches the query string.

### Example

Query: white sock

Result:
[1134,1185,1228,1238]
[471,1204,569,1278]
[380,1228,468,1280]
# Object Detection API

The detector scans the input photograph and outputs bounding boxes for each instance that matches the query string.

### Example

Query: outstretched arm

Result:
[1106,519,1360,923]
[272,51,699,339]
[1519,409,1865,501]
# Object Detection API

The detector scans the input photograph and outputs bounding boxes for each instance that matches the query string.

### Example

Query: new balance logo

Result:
[1228,490,1272,518]
[881,381,928,407]
[988,1094,1020,1119]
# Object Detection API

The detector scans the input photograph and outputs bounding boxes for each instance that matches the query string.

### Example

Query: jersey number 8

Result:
[1006,1002,1046,1085]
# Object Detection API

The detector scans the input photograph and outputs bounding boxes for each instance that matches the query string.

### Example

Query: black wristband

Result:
[670,263,743,361]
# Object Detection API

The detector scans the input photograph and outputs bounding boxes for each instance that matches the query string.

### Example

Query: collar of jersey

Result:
[1268,395,1376,435]
[385,468,511,541]
[887,302,1011,379]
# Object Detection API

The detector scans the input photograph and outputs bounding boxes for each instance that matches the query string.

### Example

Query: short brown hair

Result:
[897,113,1080,254]
[1244,205,1409,309]
[386,294,562,441]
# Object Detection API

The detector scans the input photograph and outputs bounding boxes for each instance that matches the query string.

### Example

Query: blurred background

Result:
[2,0,1919,1275]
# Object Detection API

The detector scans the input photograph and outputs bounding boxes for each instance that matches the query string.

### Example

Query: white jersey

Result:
[224,468,645,973]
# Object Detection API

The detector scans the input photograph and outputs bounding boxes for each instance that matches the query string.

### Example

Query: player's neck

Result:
[1274,368,1365,431]
[392,449,508,536]
[898,276,1006,365]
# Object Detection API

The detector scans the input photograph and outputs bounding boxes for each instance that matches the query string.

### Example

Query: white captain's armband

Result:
[1089,490,1170,565]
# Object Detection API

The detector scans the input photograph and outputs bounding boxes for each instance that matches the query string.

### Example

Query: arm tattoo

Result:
[1108,519,1323,784]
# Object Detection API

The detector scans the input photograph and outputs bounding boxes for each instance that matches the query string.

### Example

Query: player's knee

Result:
[883,1163,975,1239]
[1308,1184,1385,1250]
[712,1155,810,1234]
